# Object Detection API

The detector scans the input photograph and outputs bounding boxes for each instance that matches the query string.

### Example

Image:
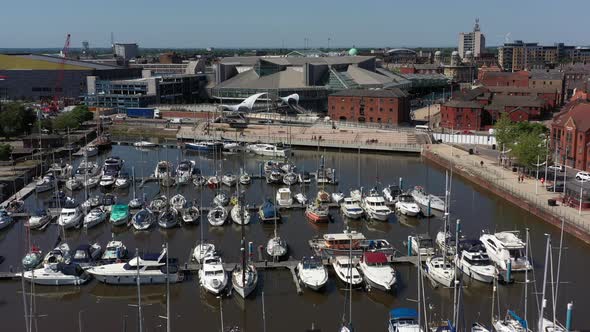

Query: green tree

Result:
[51,105,93,131]
[511,132,548,167]
[0,102,36,138]
[494,113,518,149]
[0,143,12,161]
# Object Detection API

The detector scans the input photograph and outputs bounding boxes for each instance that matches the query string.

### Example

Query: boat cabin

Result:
[323,232,365,249]
[362,252,389,266]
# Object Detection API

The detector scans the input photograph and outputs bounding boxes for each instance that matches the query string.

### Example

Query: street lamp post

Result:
[580,180,585,216]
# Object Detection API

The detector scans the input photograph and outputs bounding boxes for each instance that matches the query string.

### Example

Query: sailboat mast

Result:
[135,248,143,332]
[241,188,246,288]
[165,243,170,332]
[348,233,352,328]
[21,270,30,332]
[538,234,551,332]
[524,228,529,327]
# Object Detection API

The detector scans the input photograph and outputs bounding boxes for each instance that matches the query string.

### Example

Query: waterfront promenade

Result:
[176,122,428,153]
[423,144,590,244]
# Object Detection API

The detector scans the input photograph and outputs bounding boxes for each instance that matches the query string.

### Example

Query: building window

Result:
[369,107,373,111]
[369,117,373,122]
[341,106,344,110]
[379,108,383,112]
[389,108,393,112]
[331,106,335,110]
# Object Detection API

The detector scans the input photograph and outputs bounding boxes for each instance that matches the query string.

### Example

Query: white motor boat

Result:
[99,174,116,188]
[193,242,216,262]
[222,173,237,187]
[158,207,179,229]
[410,186,445,212]
[383,185,402,203]
[208,206,227,226]
[480,231,531,272]
[425,256,455,288]
[394,194,421,217]
[332,191,345,204]
[154,161,172,179]
[48,162,73,180]
[57,204,83,230]
[435,231,457,255]
[388,308,424,332]
[359,252,396,291]
[361,188,392,221]
[170,194,187,210]
[223,142,242,152]
[26,209,52,230]
[198,255,229,295]
[297,256,328,291]
[231,204,251,225]
[83,207,108,229]
[340,197,364,219]
[134,141,157,148]
[276,187,293,206]
[114,174,130,189]
[282,172,298,186]
[23,263,91,286]
[149,195,168,213]
[35,175,56,193]
[75,161,101,179]
[65,177,82,191]
[82,145,98,157]
[43,243,71,267]
[81,195,101,212]
[455,240,497,284]
[350,189,362,202]
[239,172,251,185]
[294,193,308,205]
[266,235,288,259]
[88,248,183,285]
[332,256,363,287]
[232,264,258,298]
[131,208,156,231]
[182,206,201,224]
[83,177,99,189]
[100,241,128,263]
[175,160,194,184]
[246,143,290,157]
[408,234,435,256]
[213,192,230,207]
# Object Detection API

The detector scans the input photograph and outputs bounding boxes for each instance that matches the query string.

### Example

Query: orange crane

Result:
[50,33,71,112]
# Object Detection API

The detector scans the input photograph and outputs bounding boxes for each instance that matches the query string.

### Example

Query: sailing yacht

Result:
[232,264,258,298]
[231,204,251,225]
[266,234,288,259]
[26,209,52,230]
[208,206,227,226]
[158,207,179,229]
[222,173,237,187]
[182,206,201,224]
[131,208,156,231]
[408,234,435,256]
[170,194,187,210]
[176,160,195,184]
[154,161,172,179]
[65,177,82,191]
[388,308,424,332]
[425,256,455,287]
[35,174,55,193]
[193,242,216,262]
[297,256,328,291]
[84,207,108,229]
[198,255,228,295]
[88,248,183,285]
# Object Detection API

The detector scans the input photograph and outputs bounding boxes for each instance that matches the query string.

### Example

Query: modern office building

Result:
[0,53,139,101]
[458,19,485,59]
[211,52,410,111]
[499,41,590,72]
[85,72,208,111]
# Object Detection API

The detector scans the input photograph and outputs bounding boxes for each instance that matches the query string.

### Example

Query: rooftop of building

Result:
[0,54,122,70]
[454,86,489,101]
[480,71,530,79]
[443,100,483,108]
[487,85,560,94]
[552,101,590,132]
[530,70,563,81]
[329,88,408,98]
[219,55,375,67]
[484,95,545,110]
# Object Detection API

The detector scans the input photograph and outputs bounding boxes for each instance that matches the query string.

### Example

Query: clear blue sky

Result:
[1,0,588,49]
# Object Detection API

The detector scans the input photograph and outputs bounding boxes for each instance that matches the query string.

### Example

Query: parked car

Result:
[546,182,564,192]
[575,171,590,181]
[548,165,565,172]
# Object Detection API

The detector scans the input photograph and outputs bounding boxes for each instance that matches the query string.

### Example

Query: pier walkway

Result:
[423,144,590,244]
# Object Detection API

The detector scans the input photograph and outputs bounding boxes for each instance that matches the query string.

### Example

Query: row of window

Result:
[331,106,395,112]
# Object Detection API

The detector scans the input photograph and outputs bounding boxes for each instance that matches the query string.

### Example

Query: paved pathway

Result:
[425,144,590,239]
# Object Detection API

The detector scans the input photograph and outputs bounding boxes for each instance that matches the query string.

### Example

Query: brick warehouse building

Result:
[551,100,590,170]
[328,89,410,125]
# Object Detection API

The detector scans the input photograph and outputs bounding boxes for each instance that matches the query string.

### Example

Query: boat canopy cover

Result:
[389,308,418,320]
[57,263,84,276]
[363,252,388,264]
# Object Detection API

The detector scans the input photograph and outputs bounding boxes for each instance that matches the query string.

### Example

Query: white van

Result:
[169,118,182,124]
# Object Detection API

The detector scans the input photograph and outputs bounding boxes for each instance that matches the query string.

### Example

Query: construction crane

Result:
[50,33,71,112]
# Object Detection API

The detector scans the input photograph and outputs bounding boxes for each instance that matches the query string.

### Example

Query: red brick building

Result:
[328,89,410,124]
[479,71,529,87]
[551,100,590,170]
[487,86,560,108]
[399,64,443,75]
[440,100,483,130]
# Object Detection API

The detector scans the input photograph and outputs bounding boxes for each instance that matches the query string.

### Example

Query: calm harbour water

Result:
[0,144,588,332]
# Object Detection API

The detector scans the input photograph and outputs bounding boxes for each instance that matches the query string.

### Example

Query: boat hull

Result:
[92,273,182,285]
